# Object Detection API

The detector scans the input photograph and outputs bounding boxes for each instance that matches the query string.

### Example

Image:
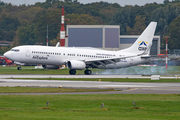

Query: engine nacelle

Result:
[66,60,86,70]
[42,65,60,70]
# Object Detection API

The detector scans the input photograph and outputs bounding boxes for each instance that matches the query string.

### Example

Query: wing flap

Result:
[85,54,138,68]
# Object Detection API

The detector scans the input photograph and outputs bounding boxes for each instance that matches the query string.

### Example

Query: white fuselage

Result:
[3,22,157,75]
[4,45,150,69]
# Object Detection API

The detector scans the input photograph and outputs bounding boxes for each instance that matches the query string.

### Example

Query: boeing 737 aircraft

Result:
[4,22,157,75]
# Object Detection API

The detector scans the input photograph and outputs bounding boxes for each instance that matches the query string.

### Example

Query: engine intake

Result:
[66,60,86,70]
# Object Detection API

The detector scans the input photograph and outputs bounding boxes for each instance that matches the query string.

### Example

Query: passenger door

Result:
[26,48,30,57]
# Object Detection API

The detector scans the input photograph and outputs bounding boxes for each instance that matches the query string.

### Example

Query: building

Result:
[66,25,120,49]
[66,25,160,55]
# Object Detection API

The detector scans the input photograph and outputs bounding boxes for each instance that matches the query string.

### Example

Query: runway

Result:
[0,74,144,79]
[0,74,177,79]
[0,74,180,94]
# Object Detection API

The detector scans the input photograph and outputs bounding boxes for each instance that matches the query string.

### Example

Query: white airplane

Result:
[4,22,157,75]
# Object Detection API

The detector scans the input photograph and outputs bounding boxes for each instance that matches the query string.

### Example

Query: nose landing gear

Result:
[17,66,21,70]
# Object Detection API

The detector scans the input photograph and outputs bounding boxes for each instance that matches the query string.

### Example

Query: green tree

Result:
[126,15,146,35]
[164,0,170,4]
[110,6,132,34]
[151,4,180,36]
[34,9,61,45]
[0,16,20,31]
[4,30,15,42]
[50,38,58,46]
[0,15,20,41]
[0,46,9,55]
[167,16,180,49]
[66,13,97,25]
[12,30,21,47]
[18,7,44,24]
[18,24,36,45]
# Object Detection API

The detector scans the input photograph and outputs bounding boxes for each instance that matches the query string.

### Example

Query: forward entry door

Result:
[26,48,30,57]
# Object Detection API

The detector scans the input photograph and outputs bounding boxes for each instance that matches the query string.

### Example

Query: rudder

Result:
[119,22,157,55]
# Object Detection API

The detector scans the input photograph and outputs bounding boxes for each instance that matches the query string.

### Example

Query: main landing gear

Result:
[69,69,76,75]
[84,70,92,75]
[69,69,92,75]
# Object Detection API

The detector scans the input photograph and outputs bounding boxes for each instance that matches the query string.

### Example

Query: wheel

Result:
[69,69,76,75]
[84,70,87,75]
[17,67,21,70]
[84,70,92,75]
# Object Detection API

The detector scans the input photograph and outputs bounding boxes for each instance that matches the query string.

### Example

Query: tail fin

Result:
[119,22,157,55]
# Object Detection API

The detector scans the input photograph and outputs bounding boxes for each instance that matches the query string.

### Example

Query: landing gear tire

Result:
[17,67,21,70]
[69,69,76,75]
[84,70,92,75]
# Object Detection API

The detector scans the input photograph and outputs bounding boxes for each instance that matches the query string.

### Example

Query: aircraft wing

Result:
[84,54,139,68]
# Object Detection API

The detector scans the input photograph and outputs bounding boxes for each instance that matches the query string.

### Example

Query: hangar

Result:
[66,25,160,55]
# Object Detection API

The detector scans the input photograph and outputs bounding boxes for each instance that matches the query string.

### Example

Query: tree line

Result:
[0,0,180,54]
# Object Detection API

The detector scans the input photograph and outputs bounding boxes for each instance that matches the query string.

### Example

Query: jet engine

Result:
[42,65,60,70]
[66,60,86,70]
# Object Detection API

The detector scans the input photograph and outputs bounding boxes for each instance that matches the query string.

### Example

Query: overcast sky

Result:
[1,0,167,6]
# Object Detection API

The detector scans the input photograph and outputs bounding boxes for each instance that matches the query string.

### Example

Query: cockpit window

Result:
[11,49,20,52]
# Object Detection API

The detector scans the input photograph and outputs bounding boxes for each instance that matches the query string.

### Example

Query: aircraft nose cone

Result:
[3,52,11,60]
[3,52,7,57]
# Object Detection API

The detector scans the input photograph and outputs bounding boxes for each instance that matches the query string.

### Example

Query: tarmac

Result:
[0,74,180,94]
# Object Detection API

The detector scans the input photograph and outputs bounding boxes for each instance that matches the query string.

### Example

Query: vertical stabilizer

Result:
[119,22,157,54]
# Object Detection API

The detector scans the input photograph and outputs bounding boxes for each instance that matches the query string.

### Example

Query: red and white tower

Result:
[60,6,65,46]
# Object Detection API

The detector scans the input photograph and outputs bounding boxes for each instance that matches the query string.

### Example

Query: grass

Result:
[0,66,101,74]
[0,94,180,120]
[1,65,180,75]
[0,87,115,93]
[1,66,180,119]
[0,66,70,74]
